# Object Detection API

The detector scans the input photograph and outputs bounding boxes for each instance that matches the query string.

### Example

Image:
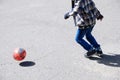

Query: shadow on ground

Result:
[19,61,35,67]
[89,53,120,67]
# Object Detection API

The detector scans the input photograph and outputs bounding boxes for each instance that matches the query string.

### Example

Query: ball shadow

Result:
[19,61,35,67]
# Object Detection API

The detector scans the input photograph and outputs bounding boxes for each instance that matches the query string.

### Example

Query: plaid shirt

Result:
[70,0,101,28]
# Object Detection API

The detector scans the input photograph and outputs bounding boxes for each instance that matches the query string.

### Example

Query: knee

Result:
[75,37,79,43]
[75,36,82,43]
[86,33,92,39]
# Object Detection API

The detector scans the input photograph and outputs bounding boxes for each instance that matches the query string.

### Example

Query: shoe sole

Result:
[96,53,104,57]
[84,53,94,58]
[84,53,104,58]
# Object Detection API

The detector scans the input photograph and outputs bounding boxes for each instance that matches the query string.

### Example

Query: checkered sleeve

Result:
[69,0,81,16]
[93,7,101,18]
[91,1,101,18]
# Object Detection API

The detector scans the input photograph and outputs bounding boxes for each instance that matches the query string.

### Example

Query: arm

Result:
[64,0,80,19]
[69,0,80,16]
[91,1,104,20]
[95,8,104,20]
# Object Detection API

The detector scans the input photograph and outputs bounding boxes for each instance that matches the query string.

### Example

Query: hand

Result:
[97,14,104,21]
[64,12,70,19]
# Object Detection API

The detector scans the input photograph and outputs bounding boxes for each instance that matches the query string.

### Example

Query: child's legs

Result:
[75,28,92,51]
[86,27,100,49]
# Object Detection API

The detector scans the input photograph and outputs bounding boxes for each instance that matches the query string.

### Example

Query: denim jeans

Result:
[75,26,100,51]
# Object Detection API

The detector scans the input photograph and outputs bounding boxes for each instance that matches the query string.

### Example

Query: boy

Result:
[64,0,104,57]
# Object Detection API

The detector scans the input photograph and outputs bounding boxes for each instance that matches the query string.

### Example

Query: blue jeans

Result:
[75,26,100,51]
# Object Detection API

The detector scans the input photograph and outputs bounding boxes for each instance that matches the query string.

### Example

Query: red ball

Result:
[13,48,26,61]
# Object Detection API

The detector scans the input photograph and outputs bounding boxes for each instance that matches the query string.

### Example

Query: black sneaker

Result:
[84,49,96,58]
[96,49,103,57]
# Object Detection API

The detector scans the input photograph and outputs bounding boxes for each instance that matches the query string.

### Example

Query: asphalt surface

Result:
[0,0,120,80]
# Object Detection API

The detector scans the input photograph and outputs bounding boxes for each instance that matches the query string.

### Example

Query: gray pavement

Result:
[0,0,120,80]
